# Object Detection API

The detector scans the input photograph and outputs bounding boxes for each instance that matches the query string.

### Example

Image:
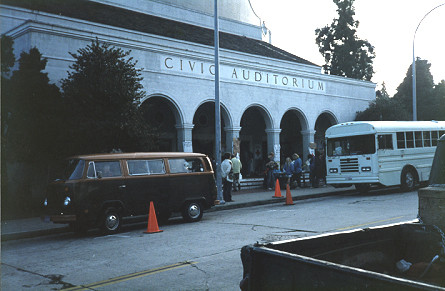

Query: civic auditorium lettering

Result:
[162,56,325,93]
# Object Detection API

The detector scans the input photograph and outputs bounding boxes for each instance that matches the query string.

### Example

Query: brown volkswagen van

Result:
[43,152,216,234]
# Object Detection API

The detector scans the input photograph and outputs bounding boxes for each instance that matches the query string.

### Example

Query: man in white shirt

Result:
[221,152,234,202]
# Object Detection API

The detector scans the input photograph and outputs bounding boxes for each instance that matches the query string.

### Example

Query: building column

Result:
[176,123,194,153]
[265,128,281,163]
[224,126,241,155]
[301,129,316,159]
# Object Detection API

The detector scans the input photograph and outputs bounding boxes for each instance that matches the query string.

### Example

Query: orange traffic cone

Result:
[272,178,282,198]
[285,184,294,205]
[144,201,163,234]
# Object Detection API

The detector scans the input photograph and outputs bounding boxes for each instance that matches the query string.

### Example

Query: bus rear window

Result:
[327,134,375,157]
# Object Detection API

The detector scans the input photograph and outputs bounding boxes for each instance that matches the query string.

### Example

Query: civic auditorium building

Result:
[1,0,376,175]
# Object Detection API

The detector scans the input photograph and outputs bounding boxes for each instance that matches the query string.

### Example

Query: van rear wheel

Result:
[182,201,203,222]
[101,207,121,234]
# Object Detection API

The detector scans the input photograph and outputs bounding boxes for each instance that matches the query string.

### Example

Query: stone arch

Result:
[239,104,273,177]
[314,111,338,151]
[280,108,309,162]
[140,94,184,151]
[192,100,232,157]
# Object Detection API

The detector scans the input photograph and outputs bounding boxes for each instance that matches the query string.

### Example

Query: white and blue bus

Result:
[325,121,445,192]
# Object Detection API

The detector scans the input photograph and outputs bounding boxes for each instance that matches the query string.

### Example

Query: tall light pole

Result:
[412,3,445,121]
[214,0,224,204]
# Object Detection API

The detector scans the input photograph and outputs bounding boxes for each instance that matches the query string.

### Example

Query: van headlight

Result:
[43,198,48,207]
[64,196,71,206]
[361,167,371,172]
[329,168,338,173]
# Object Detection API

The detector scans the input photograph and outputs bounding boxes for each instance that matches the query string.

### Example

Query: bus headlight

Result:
[64,196,71,206]
[361,167,371,172]
[329,168,338,173]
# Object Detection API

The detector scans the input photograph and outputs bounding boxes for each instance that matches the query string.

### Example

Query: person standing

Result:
[291,153,303,188]
[231,154,242,191]
[283,157,293,186]
[221,152,234,202]
[307,153,317,188]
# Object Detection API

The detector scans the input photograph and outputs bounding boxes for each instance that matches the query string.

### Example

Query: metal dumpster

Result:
[240,222,445,290]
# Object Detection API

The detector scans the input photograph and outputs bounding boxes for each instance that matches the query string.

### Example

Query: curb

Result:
[1,188,354,241]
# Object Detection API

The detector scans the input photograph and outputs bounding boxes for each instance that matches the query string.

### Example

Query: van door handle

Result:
[119,185,126,189]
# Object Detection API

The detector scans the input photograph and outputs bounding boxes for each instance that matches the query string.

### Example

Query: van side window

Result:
[378,134,393,150]
[169,158,204,173]
[127,159,165,175]
[87,161,122,178]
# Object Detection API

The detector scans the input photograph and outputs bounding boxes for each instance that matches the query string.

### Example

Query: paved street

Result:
[1,188,418,290]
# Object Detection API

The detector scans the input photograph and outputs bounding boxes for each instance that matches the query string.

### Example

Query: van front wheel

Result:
[101,207,121,234]
[182,201,203,222]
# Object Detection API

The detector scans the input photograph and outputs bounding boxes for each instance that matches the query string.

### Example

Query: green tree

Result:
[433,80,445,120]
[315,0,375,81]
[393,58,436,120]
[355,82,409,121]
[61,39,156,154]
[4,47,63,162]
[1,35,15,75]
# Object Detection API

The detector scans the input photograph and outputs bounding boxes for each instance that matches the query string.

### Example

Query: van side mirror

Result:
[97,171,103,179]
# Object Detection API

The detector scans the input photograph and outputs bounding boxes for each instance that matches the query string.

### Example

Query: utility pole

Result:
[214,0,224,204]
[412,3,445,121]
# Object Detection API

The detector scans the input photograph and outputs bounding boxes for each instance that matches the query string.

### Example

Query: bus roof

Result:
[69,152,208,160]
[325,121,445,138]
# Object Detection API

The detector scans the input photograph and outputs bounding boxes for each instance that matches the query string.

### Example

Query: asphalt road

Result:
[1,188,418,290]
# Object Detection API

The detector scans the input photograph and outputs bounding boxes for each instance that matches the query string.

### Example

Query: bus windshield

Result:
[327,134,376,157]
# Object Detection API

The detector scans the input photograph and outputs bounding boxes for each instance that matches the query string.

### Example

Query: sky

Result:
[250,0,445,96]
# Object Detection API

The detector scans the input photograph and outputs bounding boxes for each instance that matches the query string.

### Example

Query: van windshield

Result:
[61,159,85,180]
[327,134,376,157]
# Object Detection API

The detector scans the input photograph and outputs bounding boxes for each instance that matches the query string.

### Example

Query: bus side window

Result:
[378,134,393,150]
[396,132,405,149]
[406,132,414,148]
[423,131,431,147]
[415,131,423,147]
[432,131,439,146]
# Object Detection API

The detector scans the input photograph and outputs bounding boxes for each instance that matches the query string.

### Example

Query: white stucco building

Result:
[1,0,375,176]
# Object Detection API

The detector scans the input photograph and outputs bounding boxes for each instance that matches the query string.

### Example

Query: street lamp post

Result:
[214,0,224,204]
[412,3,445,121]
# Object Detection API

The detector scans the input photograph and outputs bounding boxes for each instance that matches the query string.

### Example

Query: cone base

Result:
[144,229,163,234]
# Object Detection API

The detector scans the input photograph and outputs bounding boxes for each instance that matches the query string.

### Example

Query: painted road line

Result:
[336,216,405,231]
[62,261,197,290]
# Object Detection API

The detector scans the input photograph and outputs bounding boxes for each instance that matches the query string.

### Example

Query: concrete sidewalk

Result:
[1,185,355,241]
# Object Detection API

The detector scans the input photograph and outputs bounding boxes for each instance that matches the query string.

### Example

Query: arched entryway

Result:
[192,101,230,158]
[314,111,337,151]
[140,96,181,151]
[280,109,307,163]
[239,106,272,178]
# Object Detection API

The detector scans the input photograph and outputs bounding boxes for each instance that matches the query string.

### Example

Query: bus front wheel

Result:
[401,169,417,191]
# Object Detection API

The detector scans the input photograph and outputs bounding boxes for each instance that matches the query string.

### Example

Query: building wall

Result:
[1,3,376,163]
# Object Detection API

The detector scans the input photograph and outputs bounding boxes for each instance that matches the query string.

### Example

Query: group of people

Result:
[221,152,242,202]
[219,149,327,202]
[264,151,327,190]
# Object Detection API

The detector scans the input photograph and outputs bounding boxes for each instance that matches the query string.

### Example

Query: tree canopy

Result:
[356,58,445,121]
[315,0,375,81]
[61,39,157,154]
[2,47,63,162]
